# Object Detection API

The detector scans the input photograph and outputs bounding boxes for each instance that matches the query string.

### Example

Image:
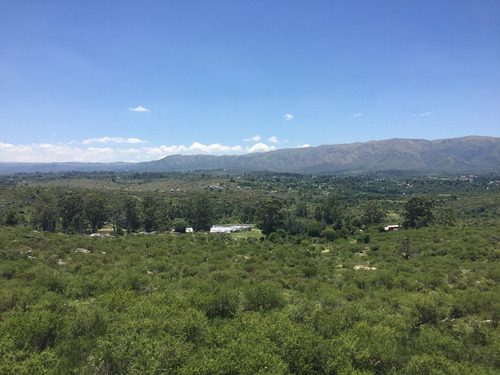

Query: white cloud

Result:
[141,142,243,160]
[0,142,123,163]
[284,114,294,120]
[188,142,243,153]
[82,137,147,145]
[247,143,276,153]
[0,142,15,149]
[129,105,150,112]
[268,136,278,143]
[298,144,310,148]
[125,137,145,144]
[413,112,432,117]
[244,135,261,142]
[0,140,248,163]
[353,113,364,117]
[142,145,189,158]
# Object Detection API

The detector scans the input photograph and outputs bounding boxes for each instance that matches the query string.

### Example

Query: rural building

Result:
[210,224,255,234]
[384,225,400,231]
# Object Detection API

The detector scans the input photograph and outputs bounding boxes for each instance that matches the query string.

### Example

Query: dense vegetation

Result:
[0,172,499,374]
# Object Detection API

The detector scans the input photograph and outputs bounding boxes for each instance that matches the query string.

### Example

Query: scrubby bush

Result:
[0,174,499,374]
[189,284,239,319]
[243,283,285,311]
[307,221,326,237]
[320,228,338,241]
[173,219,188,233]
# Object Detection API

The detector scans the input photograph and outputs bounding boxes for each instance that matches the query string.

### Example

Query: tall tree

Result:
[295,201,308,218]
[142,195,158,232]
[32,194,58,232]
[256,199,284,235]
[402,196,434,229]
[362,201,385,226]
[84,194,108,233]
[154,200,171,232]
[59,193,84,233]
[188,194,214,231]
[124,197,140,233]
[238,202,257,223]
[320,194,344,225]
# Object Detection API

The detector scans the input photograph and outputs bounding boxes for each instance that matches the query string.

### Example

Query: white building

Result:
[384,225,400,232]
[210,224,255,234]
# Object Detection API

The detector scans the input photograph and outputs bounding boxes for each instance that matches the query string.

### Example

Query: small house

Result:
[210,224,255,234]
[384,225,400,232]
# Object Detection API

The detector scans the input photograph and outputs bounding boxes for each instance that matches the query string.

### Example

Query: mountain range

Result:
[1,136,499,175]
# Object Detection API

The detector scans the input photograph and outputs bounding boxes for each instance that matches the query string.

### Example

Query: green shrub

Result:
[243,283,285,311]
[307,221,326,237]
[189,285,239,319]
[173,219,188,233]
[320,228,338,241]
[356,234,370,243]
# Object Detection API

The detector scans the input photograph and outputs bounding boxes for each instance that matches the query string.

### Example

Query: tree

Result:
[295,201,308,218]
[238,202,256,223]
[435,207,456,227]
[256,199,284,235]
[3,209,21,226]
[362,201,385,226]
[321,228,340,241]
[154,200,171,232]
[319,194,344,225]
[110,206,122,233]
[124,197,140,233]
[307,221,326,237]
[84,194,108,233]
[283,213,307,235]
[187,194,214,232]
[402,196,434,229]
[59,193,84,233]
[32,195,58,232]
[173,219,188,233]
[142,195,158,232]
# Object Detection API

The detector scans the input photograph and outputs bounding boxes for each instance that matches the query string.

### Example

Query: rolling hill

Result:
[135,136,500,174]
[1,136,499,175]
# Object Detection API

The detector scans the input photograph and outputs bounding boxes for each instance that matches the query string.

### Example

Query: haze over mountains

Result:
[1,136,498,175]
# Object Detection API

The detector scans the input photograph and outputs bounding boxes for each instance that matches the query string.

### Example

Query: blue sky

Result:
[1,0,499,162]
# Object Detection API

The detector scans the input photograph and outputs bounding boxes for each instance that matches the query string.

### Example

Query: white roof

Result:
[210,224,255,233]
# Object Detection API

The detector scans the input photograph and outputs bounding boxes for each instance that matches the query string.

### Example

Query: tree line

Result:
[3,186,453,240]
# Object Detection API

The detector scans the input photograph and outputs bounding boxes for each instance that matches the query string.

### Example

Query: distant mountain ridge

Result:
[0,136,499,174]
[137,136,500,174]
